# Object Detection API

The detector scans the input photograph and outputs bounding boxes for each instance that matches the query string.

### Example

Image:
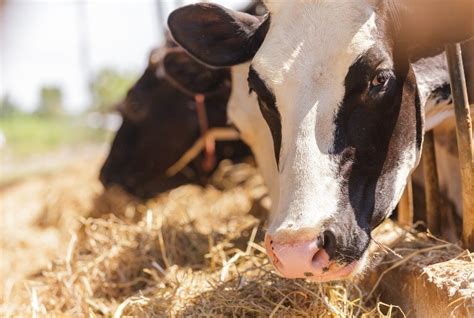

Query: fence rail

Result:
[398,43,473,251]
[445,43,473,250]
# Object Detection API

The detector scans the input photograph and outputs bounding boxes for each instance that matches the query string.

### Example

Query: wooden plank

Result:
[445,43,474,249]
[398,177,414,227]
[368,266,473,318]
[365,221,474,318]
[421,130,441,235]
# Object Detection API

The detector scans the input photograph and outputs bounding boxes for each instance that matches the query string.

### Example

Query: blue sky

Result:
[0,0,252,113]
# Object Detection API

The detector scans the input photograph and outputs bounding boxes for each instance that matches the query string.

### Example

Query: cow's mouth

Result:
[271,254,358,282]
[303,261,358,282]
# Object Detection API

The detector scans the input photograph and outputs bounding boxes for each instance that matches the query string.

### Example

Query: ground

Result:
[0,147,472,317]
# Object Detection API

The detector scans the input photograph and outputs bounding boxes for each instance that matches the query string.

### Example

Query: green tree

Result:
[0,95,22,117]
[36,86,64,117]
[89,69,136,113]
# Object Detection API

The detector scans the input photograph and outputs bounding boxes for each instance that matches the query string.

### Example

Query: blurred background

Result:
[1,1,261,308]
[0,0,251,183]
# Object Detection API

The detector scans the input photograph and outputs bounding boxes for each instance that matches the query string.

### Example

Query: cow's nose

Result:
[264,230,356,282]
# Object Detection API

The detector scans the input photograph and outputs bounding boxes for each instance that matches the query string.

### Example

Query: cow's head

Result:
[99,46,250,198]
[169,0,473,280]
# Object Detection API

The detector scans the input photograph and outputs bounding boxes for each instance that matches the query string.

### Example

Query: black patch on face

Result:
[331,46,418,260]
[248,66,282,164]
[329,225,371,264]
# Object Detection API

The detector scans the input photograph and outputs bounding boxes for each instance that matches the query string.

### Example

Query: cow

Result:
[168,0,473,281]
[99,44,251,198]
[99,1,267,199]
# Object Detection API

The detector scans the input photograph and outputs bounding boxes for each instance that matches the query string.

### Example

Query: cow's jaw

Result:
[253,0,378,239]
[228,63,279,204]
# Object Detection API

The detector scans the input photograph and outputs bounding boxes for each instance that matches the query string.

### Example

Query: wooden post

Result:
[422,130,441,235]
[445,43,474,250]
[398,177,414,227]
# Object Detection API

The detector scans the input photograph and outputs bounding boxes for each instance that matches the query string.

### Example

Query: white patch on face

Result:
[253,0,378,240]
[228,63,279,204]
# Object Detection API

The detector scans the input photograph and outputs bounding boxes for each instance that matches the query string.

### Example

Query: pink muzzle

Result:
[264,234,358,282]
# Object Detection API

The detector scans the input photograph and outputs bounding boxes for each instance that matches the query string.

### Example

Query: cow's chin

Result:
[307,261,358,282]
[272,259,367,282]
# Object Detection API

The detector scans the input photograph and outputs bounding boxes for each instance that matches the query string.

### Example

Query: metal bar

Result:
[398,177,414,227]
[445,43,474,250]
[422,130,441,235]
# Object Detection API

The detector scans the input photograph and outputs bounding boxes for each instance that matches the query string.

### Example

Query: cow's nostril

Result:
[311,248,322,264]
[316,234,324,247]
[265,231,358,281]
[322,230,337,260]
[265,235,281,265]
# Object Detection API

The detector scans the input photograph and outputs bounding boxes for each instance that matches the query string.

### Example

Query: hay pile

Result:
[0,156,106,300]
[1,159,471,317]
[1,161,401,317]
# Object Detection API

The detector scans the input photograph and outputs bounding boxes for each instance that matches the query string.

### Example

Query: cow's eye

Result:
[370,70,392,89]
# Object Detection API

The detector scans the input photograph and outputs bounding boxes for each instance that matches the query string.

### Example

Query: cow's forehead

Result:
[253,1,378,107]
[255,1,378,83]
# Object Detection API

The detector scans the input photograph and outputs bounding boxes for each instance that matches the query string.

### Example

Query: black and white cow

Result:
[169,0,473,281]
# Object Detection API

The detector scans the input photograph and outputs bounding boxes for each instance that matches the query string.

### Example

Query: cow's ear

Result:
[396,0,474,59]
[168,3,269,67]
[163,50,229,93]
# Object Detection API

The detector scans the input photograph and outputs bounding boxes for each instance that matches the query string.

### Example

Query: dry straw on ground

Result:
[1,160,472,317]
